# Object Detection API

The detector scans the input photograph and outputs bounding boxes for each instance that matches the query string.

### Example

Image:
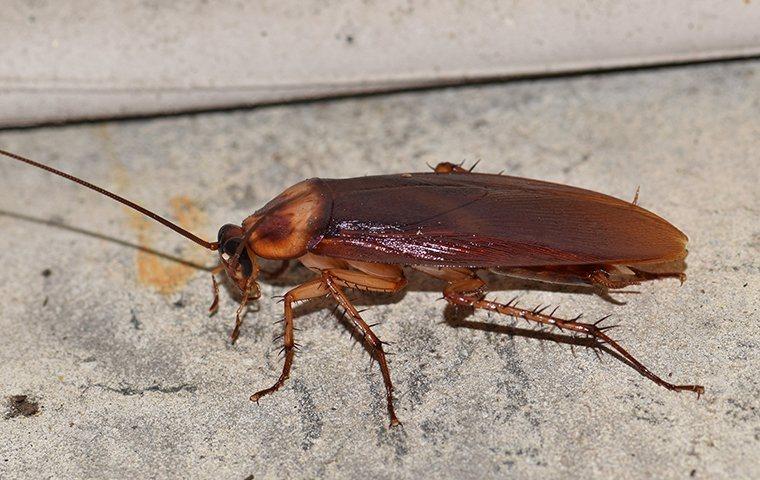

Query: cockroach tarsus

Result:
[0,149,705,427]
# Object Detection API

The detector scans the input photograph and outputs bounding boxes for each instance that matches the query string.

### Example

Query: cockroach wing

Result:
[309,173,687,268]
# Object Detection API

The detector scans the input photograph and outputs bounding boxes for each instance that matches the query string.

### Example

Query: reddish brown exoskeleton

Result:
[1,150,704,427]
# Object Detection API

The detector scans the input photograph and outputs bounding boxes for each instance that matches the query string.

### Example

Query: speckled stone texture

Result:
[0,60,758,479]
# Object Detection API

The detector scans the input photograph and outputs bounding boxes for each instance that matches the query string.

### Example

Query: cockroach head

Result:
[217,223,260,298]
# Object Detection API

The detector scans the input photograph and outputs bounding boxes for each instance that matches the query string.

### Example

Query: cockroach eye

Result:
[223,238,241,256]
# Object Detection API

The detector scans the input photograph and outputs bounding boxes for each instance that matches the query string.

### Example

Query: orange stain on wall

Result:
[129,196,209,294]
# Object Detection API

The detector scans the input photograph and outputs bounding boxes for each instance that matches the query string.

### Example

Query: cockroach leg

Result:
[442,277,705,396]
[494,265,685,291]
[587,266,686,289]
[432,160,481,174]
[231,276,261,343]
[209,275,220,315]
[588,271,642,289]
[250,278,327,403]
[433,162,469,174]
[628,267,687,285]
[231,289,251,344]
[589,267,686,289]
[250,267,406,426]
[208,265,225,315]
[321,269,407,427]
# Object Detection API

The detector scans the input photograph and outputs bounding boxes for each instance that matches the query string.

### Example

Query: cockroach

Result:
[0,149,704,426]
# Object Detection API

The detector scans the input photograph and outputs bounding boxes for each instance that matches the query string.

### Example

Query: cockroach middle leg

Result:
[253,265,405,426]
[321,269,406,427]
[250,278,327,402]
[441,276,704,396]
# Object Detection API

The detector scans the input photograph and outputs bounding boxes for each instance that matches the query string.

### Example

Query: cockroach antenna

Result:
[0,149,219,251]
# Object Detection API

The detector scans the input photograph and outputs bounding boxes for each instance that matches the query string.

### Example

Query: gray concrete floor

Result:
[0,60,758,479]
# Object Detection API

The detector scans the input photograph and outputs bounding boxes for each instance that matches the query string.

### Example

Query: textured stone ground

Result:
[0,60,758,479]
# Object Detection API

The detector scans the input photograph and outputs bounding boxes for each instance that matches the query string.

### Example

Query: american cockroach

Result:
[0,149,704,427]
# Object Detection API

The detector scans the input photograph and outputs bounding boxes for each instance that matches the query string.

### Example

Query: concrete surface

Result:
[4,0,760,126]
[0,60,758,479]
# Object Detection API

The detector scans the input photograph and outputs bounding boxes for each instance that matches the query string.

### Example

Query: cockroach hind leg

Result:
[433,162,468,174]
[589,271,641,289]
[432,159,481,174]
[443,278,705,398]
[628,267,687,285]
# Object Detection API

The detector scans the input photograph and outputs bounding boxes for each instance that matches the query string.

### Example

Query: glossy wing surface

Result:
[309,173,687,268]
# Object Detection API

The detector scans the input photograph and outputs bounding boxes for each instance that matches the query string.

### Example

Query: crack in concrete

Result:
[92,383,196,396]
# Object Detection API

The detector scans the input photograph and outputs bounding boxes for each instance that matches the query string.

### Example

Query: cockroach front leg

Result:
[442,276,704,396]
[250,278,328,402]
[208,264,225,315]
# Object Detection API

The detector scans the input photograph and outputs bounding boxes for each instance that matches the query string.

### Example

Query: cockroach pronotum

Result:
[0,149,704,426]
